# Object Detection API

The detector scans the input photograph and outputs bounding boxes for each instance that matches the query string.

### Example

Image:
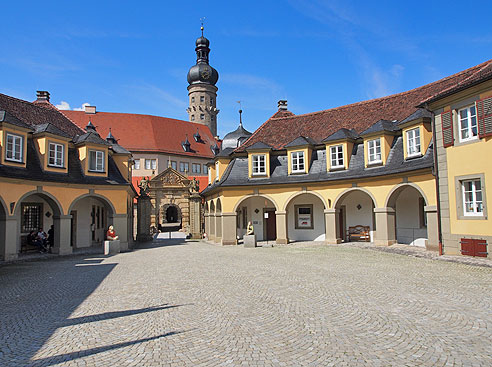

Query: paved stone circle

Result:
[0,240,491,366]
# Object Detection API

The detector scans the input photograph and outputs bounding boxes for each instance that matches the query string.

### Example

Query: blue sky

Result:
[2,1,492,138]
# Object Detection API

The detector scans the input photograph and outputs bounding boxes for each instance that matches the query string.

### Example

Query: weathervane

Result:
[200,17,206,36]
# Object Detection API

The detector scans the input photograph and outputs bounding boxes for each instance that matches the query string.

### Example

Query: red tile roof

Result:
[62,110,218,158]
[238,59,492,151]
[0,93,84,136]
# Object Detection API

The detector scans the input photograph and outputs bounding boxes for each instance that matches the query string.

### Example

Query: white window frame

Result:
[330,145,344,169]
[192,163,201,174]
[48,142,64,167]
[133,159,140,170]
[89,150,105,172]
[208,166,212,184]
[5,133,23,162]
[458,105,478,143]
[171,161,177,170]
[367,138,382,164]
[215,161,219,181]
[291,151,305,173]
[462,179,483,216]
[252,154,266,176]
[406,127,421,157]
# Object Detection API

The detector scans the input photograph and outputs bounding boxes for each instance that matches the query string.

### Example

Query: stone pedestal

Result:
[104,240,120,255]
[275,211,288,245]
[244,234,257,248]
[189,193,202,239]
[137,194,153,242]
[324,209,341,244]
[425,206,439,251]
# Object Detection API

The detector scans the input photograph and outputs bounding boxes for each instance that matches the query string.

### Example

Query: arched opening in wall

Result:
[286,193,326,242]
[335,189,376,242]
[15,192,63,253]
[69,195,114,249]
[215,198,222,241]
[209,201,215,238]
[0,197,7,260]
[160,204,182,232]
[387,185,428,247]
[234,196,277,242]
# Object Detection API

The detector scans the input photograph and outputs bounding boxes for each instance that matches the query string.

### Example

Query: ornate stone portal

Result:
[137,167,202,240]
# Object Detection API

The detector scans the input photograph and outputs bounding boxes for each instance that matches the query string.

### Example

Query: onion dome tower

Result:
[222,109,252,149]
[186,25,219,137]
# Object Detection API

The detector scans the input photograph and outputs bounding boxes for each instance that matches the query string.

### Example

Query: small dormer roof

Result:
[182,135,192,152]
[399,108,432,125]
[85,120,97,132]
[360,120,399,136]
[284,136,316,148]
[322,128,359,143]
[73,131,110,146]
[245,141,272,151]
[34,122,72,138]
[0,110,33,130]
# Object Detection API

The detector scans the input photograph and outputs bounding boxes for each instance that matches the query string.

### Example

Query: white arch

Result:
[14,190,64,216]
[0,195,8,217]
[68,193,116,215]
[384,183,429,208]
[215,198,222,214]
[282,190,328,211]
[232,194,280,212]
[333,187,378,209]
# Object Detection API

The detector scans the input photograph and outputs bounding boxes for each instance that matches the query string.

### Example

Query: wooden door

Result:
[265,210,276,241]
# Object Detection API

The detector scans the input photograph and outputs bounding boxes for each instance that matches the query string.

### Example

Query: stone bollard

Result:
[243,235,257,248]
[103,240,121,255]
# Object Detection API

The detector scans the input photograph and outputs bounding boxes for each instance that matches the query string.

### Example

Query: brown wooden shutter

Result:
[460,238,488,257]
[441,111,453,147]
[476,96,492,138]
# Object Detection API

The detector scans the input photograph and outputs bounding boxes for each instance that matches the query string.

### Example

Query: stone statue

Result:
[246,221,254,235]
[190,177,200,193]
[106,225,119,241]
[138,176,150,196]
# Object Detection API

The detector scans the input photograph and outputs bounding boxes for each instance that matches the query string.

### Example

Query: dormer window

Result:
[458,105,477,142]
[406,128,421,157]
[291,151,305,173]
[368,138,382,164]
[48,142,64,167]
[89,150,105,172]
[5,133,23,162]
[208,166,212,184]
[330,145,344,168]
[252,154,266,175]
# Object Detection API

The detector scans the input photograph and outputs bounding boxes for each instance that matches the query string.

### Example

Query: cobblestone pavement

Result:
[0,240,491,366]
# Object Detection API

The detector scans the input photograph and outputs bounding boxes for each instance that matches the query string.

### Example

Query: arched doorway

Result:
[234,195,278,242]
[68,194,115,249]
[334,189,376,242]
[209,200,216,240]
[386,185,428,247]
[166,206,179,223]
[160,204,182,232]
[215,199,222,242]
[285,192,327,242]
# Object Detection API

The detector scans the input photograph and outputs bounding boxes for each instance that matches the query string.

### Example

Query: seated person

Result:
[27,230,47,253]
[47,225,54,249]
[106,225,119,241]
[37,228,48,245]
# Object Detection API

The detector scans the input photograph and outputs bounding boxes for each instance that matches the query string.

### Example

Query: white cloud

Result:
[55,101,71,110]
[73,102,91,111]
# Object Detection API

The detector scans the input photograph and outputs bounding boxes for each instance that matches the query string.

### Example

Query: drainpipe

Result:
[426,104,444,255]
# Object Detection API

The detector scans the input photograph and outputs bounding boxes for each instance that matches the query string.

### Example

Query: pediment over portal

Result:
[150,167,190,188]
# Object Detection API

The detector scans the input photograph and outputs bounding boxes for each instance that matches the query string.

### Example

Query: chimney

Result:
[36,91,50,103]
[278,100,288,111]
[85,105,96,114]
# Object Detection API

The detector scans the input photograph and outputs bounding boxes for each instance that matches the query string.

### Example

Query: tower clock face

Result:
[201,67,211,80]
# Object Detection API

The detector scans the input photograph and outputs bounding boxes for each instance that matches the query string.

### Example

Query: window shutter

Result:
[441,111,453,147]
[476,96,492,138]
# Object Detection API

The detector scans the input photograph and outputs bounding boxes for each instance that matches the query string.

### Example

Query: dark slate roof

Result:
[110,143,131,154]
[0,93,83,136]
[360,120,399,136]
[34,123,72,138]
[202,136,433,194]
[245,141,272,151]
[322,128,359,142]
[73,131,110,145]
[399,108,432,125]
[216,147,235,158]
[222,123,253,149]
[0,139,129,186]
[0,110,33,130]
[284,136,316,148]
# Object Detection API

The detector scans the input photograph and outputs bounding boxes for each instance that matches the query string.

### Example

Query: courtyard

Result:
[0,240,491,367]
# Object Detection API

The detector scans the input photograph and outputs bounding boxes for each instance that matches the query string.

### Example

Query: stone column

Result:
[189,193,202,239]
[2,217,18,261]
[215,213,222,244]
[112,214,129,252]
[374,207,396,246]
[204,213,210,238]
[209,214,216,242]
[221,213,237,245]
[275,211,288,244]
[137,194,153,242]
[425,205,439,251]
[52,215,73,255]
[324,209,340,244]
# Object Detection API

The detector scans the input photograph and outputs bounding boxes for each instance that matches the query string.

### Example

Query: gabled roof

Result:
[399,108,432,125]
[322,128,359,142]
[73,131,110,145]
[0,110,33,130]
[360,120,399,136]
[284,136,316,148]
[34,122,72,138]
[0,93,83,137]
[237,59,492,151]
[245,141,272,151]
[62,110,218,158]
